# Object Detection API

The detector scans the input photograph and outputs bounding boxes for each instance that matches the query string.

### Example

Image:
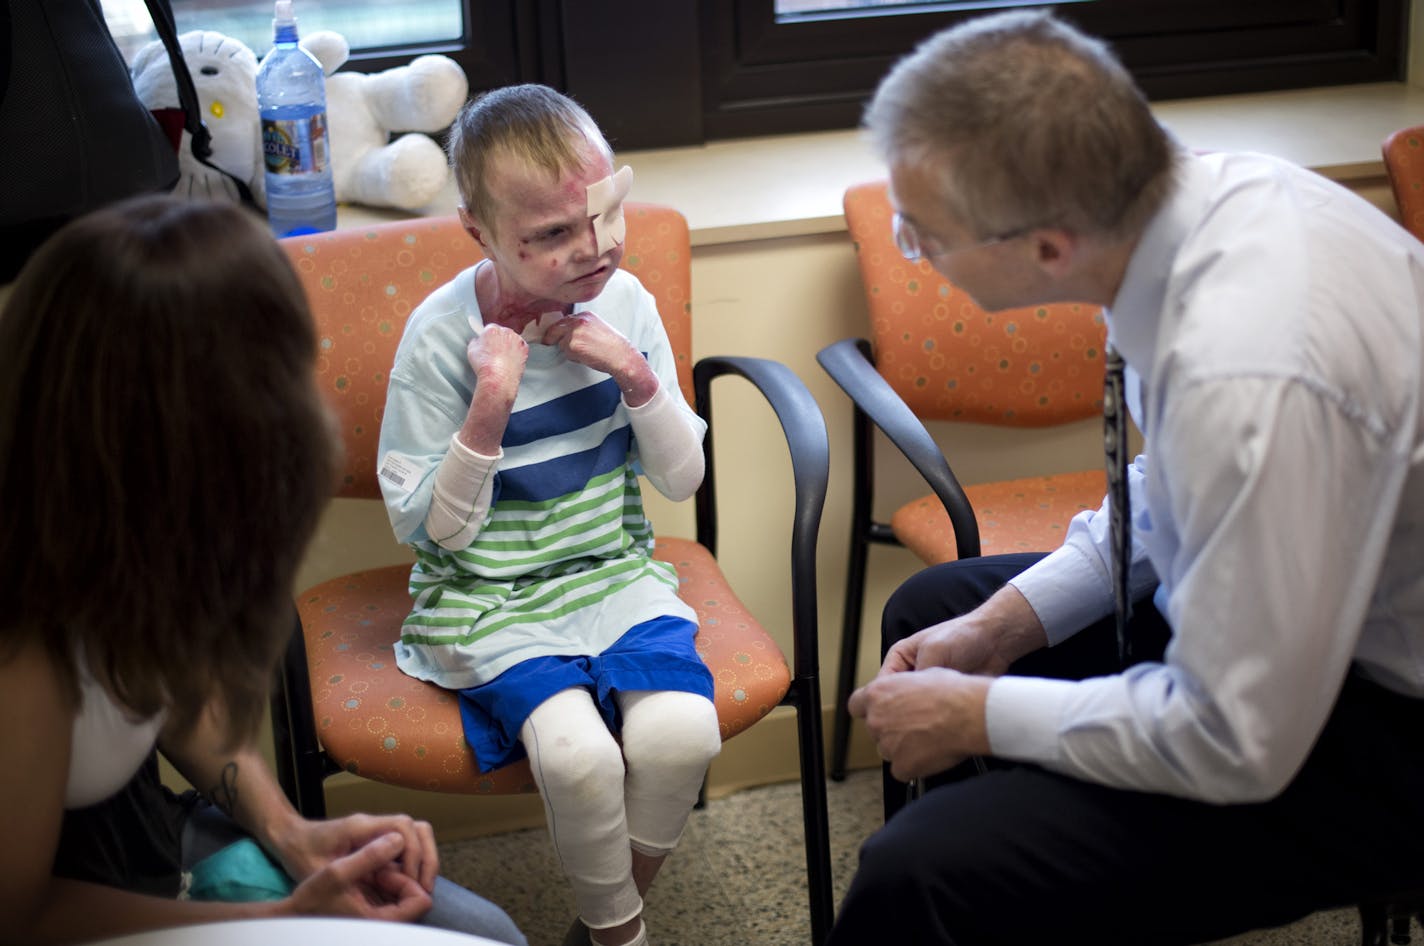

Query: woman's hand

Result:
[275,812,439,894]
[282,831,432,922]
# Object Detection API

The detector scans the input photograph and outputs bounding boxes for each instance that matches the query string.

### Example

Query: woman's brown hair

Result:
[0,195,337,748]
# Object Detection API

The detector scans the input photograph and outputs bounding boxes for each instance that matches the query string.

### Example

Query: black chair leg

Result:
[271,613,331,818]
[791,679,834,946]
[1361,903,1382,946]
[830,401,877,781]
[1392,906,1413,945]
[829,538,867,781]
[1361,901,1419,946]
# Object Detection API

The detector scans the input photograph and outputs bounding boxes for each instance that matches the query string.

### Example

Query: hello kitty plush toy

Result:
[131,28,467,213]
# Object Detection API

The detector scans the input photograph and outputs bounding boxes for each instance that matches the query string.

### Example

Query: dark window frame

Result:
[335,0,535,92]
[695,0,1409,142]
[289,0,1410,150]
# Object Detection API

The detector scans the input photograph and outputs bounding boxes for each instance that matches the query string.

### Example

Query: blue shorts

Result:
[457,615,714,773]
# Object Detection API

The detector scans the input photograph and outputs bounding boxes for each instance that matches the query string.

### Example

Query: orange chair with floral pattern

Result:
[818,180,1109,781]
[1370,128,1424,946]
[271,205,835,944]
[1384,125,1424,242]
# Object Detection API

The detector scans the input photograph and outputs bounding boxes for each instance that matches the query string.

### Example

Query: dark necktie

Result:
[1104,346,1132,668]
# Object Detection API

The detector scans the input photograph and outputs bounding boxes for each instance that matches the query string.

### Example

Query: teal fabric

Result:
[186,838,294,902]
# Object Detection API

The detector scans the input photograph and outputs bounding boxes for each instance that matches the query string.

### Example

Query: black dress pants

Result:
[829,554,1424,946]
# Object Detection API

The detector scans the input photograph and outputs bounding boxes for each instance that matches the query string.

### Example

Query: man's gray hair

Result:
[865,10,1176,241]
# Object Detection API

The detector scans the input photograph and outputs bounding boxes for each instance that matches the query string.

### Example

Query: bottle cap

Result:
[274,0,294,27]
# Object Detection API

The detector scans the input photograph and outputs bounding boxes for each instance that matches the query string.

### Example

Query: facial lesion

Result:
[529,224,575,245]
[518,213,585,251]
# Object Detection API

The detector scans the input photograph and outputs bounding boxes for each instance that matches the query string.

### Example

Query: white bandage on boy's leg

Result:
[586,165,634,255]
[617,689,722,853]
[599,919,648,946]
[521,688,643,929]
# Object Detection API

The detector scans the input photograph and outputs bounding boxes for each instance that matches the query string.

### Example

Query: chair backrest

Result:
[1384,125,1424,242]
[843,180,1106,427]
[281,203,695,501]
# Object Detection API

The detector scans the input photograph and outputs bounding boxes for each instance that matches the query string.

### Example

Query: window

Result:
[103,0,461,61]
[104,0,1407,150]
[693,0,1409,142]
[102,0,527,94]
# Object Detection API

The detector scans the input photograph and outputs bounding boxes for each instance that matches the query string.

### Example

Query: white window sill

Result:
[338,81,1424,246]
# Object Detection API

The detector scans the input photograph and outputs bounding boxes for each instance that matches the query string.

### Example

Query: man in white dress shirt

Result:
[830,10,1424,946]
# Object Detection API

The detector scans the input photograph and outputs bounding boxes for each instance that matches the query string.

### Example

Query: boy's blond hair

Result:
[448,84,612,235]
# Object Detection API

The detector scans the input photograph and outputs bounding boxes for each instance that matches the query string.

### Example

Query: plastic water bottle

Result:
[256,0,336,236]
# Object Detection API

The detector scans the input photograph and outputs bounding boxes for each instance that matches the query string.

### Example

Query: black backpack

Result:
[0,0,251,282]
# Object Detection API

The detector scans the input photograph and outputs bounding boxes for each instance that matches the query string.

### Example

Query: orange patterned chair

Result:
[818,180,1108,780]
[1384,125,1424,242]
[270,205,835,944]
[1363,122,1424,942]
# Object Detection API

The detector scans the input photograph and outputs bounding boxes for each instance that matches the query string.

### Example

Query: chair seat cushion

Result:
[294,538,791,795]
[890,469,1106,565]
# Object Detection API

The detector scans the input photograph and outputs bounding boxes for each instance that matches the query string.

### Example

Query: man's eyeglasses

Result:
[892,212,1029,262]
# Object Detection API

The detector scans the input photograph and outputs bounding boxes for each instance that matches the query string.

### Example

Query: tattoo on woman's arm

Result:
[209,762,239,816]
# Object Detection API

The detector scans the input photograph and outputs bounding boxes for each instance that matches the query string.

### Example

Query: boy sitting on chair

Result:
[376,84,721,946]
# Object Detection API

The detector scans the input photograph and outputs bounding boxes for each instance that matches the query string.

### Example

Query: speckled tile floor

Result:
[437,768,1388,946]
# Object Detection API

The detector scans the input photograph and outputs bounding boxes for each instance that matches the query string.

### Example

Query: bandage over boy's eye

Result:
[587,165,634,255]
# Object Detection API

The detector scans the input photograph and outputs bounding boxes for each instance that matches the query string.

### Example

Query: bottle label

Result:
[262,112,331,175]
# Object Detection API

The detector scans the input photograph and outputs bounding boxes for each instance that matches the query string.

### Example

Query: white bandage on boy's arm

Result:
[587,165,634,255]
[627,385,703,501]
[425,434,501,550]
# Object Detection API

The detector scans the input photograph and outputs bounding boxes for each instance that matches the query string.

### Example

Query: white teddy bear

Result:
[131,29,468,213]
[301,30,468,212]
